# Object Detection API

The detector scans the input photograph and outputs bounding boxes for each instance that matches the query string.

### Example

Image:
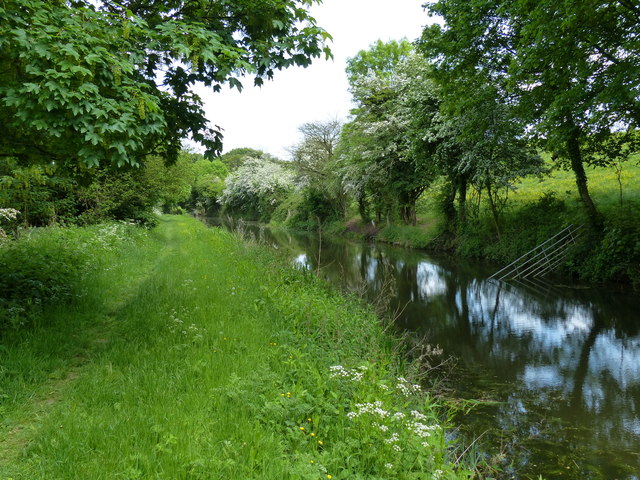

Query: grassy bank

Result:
[0,216,475,479]
[345,163,640,288]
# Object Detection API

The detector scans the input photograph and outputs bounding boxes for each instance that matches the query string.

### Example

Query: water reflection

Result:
[208,218,640,478]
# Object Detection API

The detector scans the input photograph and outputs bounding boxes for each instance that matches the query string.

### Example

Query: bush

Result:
[219,158,294,222]
[0,223,144,330]
[569,211,640,287]
[455,192,572,262]
[279,187,344,231]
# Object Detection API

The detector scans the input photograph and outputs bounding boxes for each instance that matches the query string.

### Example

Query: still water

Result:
[209,218,640,479]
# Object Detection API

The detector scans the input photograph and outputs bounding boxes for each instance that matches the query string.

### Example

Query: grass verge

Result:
[0,216,475,479]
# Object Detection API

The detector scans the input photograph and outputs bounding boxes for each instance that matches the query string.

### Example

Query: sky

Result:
[193,0,432,160]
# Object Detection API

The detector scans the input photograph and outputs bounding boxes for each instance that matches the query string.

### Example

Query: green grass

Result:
[514,160,640,210]
[0,216,476,479]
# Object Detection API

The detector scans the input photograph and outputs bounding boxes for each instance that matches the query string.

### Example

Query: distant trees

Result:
[219,156,294,222]
[0,153,198,226]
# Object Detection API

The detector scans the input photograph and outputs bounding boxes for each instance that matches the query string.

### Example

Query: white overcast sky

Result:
[193,0,431,159]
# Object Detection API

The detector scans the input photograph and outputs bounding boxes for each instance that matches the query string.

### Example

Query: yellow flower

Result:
[299,427,305,431]
[310,433,316,437]
[310,460,315,464]
[307,418,312,422]
[318,440,323,445]
[327,475,332,479]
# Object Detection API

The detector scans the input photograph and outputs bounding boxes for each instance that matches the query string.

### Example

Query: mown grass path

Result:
[0,216,473,479]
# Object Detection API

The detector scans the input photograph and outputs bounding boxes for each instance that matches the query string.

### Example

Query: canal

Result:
[210,218,640,479]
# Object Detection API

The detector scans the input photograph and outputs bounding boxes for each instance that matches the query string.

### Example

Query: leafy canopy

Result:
[0,0,332,167]
[420,0,640,155]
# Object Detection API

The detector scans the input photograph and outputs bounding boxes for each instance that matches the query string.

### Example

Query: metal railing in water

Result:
[489,224,584,282]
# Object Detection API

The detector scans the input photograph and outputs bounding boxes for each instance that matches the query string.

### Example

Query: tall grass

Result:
[0,216,476,479]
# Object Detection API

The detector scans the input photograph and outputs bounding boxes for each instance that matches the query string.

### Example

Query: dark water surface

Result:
[208,218,640,479]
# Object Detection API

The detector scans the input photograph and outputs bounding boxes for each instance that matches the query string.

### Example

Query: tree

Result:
[219,148,266,172]
[346,39,413,87]
[454,88,543,238]
[289,119,346,221]
[219,156,293,221]
[341,44,438,225]
[0,0,331,168]
[419,0,640,228]
[190,156,229,214]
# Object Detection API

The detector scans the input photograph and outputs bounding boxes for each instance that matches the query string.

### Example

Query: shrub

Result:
[278,187,344,231]
[0,222,144,330]
[220,158,294,222]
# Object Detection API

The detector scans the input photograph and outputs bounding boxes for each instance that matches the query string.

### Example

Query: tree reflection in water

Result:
[209,218,640,479]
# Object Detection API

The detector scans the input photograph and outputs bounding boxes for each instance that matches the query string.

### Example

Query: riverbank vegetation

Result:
[2,1,638,288]
[0,216,478,479]
[197,2,639,288]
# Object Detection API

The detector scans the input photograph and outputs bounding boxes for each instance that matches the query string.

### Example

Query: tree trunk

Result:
[441,179,457,231]
[567,127,601,229]
[457,173,468,228]
[486,182,501,240]
[358,193,368,222]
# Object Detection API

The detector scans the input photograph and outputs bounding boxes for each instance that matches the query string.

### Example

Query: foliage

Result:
[278,186,344,231]
[141,155,194,213]
[454,87,545,237]
[219,147,267,172]
[1,152,196,226]
[0,0,331,168]
[220,156,294,221]
[0,157,78,226]
[75,155,195,225]
[346,39,413,87]
[0,222,145,330]
[190,156,229,214]
[569,213,640,287]
[340,46,440,226]
[288,119,347,226]
[419,0,640,225]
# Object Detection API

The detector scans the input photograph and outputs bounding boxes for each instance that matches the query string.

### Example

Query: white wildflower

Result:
[329,365,366,382]
[347,401,389,419]
[384,433,400,444]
